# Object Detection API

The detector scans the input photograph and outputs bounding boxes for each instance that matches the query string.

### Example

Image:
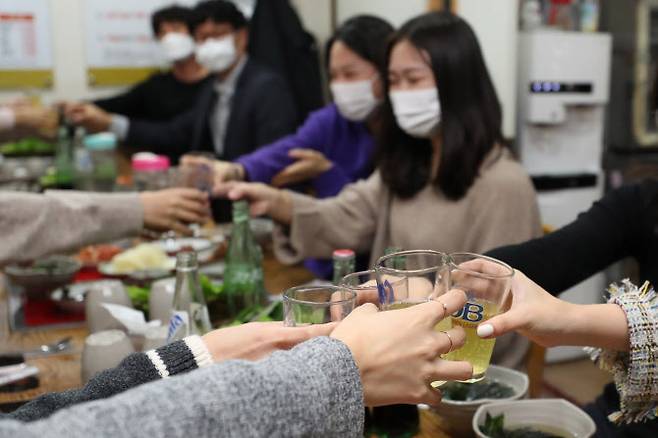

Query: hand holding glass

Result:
[374,250,458,387]
[442,253,514,382]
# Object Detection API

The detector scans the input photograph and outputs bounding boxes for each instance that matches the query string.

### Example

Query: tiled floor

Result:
[542,358,613,406]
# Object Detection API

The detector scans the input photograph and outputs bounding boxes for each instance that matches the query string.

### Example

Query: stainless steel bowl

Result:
[5,256,81,300]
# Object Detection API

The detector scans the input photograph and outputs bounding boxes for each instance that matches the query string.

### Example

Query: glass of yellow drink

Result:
[442,253,514,383]
[374,250,453,387]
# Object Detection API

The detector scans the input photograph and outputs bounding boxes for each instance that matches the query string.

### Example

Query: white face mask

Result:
[160,32,195,62]
[330,79,379,122]
[389,88,442,138]
[195,34,237,73]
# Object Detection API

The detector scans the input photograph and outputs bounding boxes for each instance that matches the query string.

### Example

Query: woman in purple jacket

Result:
[184,15,394,278]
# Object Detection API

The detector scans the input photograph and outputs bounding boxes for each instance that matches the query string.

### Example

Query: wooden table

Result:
[0,252,451,437]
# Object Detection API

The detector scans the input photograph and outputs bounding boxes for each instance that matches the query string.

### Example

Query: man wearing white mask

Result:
[68,0,297,171]
[180,15,394,279]
[68,6,210,125]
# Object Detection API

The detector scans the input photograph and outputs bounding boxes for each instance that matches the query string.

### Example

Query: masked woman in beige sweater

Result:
[220,12,542,369]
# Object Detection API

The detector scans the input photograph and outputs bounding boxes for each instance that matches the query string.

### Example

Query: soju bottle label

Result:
[167,310,189,342]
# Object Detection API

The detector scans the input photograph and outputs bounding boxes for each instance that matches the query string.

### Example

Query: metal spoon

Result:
[23,337,73,357]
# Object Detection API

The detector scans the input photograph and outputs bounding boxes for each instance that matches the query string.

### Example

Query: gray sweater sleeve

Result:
[0,337,364,437]
[2,336,212,422]
[0,191,143,265]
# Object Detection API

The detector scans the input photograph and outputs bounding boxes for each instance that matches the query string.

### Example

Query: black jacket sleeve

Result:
[486,183,647,295]
[2,339,202,422]
[93,80,151,118]
[124,106,198,159]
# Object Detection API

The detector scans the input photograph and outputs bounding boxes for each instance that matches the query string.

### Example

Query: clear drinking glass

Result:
[339,269,378,304]
[374,249,451,312]
[374,250,453,388]
[170,153,215,236]
[171,164,214,194]
[340,269,410,307]
[283,285,356,327]
[443,252,514,383]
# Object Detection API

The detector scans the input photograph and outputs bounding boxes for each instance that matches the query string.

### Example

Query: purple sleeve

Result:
[236,108,331,184]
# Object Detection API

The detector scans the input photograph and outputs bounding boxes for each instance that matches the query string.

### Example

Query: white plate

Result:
[157,237,212,253]
[156,238,217,263]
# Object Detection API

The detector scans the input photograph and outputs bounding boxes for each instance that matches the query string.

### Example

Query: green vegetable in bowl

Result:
[125,276,282,327]
[126,285,150,312]
[442,378,515,401]
[199,274,223,302]
[126,275,223,314]
[1,138,54,156]
[479,413,569,438]
[39,168,58,188]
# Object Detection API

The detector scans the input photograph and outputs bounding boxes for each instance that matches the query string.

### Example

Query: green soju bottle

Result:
[332,249,356,285]
[55,123,74,189]
[223,201,266,316]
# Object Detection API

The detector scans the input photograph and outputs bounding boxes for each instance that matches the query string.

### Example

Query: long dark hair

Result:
[325,15,394,76]
[376,12,504,200]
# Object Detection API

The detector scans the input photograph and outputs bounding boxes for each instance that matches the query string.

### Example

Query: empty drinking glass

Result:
[283,285,356,327]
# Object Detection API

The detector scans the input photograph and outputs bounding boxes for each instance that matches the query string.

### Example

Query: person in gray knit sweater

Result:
[1,292,472,437]
[3,321,336,422]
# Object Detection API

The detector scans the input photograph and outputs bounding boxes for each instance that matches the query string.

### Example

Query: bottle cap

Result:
[84,132,117,151]
[132,152,170,172]
[333,249,355,259]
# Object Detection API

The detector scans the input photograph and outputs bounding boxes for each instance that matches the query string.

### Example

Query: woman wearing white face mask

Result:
[217,12,542,372]
[181,15,394,279]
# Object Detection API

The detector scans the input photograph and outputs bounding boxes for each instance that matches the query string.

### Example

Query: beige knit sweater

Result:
[274,148,543,370]
[0,191,143,265]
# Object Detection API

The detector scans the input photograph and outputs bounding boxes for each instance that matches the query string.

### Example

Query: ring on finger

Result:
[434,300,449,319]
[440,330,454,353]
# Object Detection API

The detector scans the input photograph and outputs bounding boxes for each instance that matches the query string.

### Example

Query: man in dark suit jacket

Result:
[69,1,298,165]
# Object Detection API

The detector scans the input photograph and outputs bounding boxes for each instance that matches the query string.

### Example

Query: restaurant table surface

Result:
[0,249,451,437]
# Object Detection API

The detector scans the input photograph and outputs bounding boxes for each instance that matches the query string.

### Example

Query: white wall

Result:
[0,0,134,105]
[457,0,518,138]
[290,0,332,45]
[336,0,428,28]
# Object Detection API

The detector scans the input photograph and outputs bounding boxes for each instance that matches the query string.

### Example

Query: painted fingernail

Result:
[477,324,494,338]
